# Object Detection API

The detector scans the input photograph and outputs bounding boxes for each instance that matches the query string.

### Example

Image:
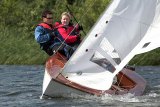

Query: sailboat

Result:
[41,0,160,98]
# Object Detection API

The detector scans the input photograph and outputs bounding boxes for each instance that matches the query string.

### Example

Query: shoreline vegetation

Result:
[0,0,160,65]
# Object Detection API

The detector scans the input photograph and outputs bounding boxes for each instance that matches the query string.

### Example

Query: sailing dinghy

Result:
[41,0,160,98]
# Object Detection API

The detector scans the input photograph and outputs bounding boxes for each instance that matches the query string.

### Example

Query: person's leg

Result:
[51,42,64,52]
[63,45,74,59]
[68,41,81,52]
[51,43,74,59]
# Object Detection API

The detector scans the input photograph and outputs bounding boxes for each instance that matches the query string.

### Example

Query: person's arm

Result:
[57,27,78,43]
[34,26,52,43]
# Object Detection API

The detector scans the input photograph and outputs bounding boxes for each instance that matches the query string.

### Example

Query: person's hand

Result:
[76,36,81,42]
[75,24,83,31]
[78,25,83,31]
[49,31,56,40]
[76,33,81,37]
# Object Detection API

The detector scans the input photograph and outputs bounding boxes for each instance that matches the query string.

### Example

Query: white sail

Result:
[61,0,160,90]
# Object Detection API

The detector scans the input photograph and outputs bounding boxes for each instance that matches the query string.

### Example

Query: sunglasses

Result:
[45,17,53,19]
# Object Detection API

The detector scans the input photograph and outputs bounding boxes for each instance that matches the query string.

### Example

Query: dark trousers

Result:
[51,42,74,60]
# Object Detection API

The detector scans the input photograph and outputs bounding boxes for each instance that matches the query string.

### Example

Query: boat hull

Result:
[41,53,146,98]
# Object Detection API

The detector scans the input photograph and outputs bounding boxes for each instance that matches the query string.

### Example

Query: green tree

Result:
[0,0,159,65]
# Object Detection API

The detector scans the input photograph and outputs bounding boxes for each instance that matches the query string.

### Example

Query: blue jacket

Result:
[35,24,53,44]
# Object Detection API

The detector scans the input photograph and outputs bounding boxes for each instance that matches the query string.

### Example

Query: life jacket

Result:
[38,23,53,30]
[54,21,79,44]
[54,21,75,31]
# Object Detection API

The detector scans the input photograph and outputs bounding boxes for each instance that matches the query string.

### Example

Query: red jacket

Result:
[54,22,79,44]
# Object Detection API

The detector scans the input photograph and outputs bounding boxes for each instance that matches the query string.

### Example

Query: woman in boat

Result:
[34,10,73,59]
[54,12,82,51]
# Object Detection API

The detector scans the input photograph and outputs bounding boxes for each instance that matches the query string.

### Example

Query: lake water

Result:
[0,65,160,107]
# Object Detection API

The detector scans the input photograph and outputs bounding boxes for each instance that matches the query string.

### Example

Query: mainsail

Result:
[61,0,160,90]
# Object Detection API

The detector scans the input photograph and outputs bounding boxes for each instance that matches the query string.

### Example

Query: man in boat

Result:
[54,12,82,51]
[34,10,74,59]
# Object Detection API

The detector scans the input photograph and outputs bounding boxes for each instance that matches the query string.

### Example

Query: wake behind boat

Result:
[41,0,160,98]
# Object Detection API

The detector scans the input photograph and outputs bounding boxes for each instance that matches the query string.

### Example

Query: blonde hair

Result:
[61,12,71,19]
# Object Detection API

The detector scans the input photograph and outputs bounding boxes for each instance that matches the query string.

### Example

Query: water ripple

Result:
[0,65,160,107]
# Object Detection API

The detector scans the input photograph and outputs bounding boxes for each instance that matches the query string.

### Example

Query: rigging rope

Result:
[53,0,63,21]
[66,5,86,35]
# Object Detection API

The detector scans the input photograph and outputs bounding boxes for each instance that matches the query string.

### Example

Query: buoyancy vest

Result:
[38,23,53,30]
[54,22,79,44]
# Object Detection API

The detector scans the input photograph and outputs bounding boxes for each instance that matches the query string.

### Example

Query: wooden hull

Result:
[41,53,146,98]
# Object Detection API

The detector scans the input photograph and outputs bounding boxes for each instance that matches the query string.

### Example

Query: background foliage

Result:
[0,0,159,65]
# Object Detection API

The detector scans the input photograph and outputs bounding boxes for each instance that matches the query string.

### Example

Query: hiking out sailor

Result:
[54,12,83,51]
[34,10,73,59]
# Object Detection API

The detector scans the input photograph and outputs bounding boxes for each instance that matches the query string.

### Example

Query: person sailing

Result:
[54,12,82,51]
[34,10,74,59]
